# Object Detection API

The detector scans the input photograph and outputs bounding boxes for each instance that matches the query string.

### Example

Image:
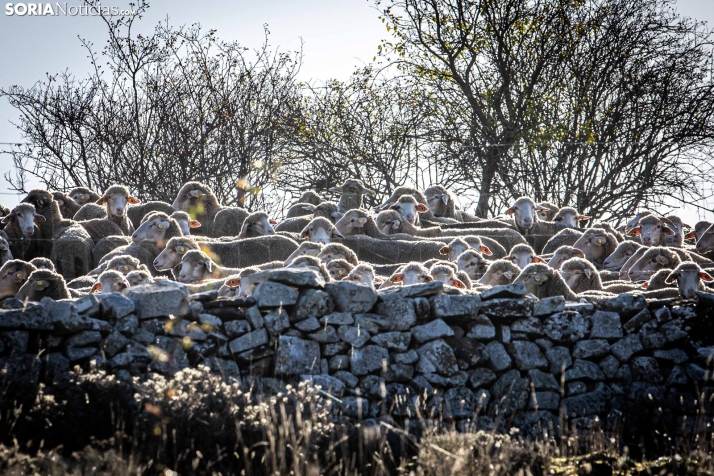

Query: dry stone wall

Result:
[2,270,714,440]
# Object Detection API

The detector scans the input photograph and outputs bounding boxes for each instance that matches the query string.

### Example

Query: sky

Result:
[1,0,714,224]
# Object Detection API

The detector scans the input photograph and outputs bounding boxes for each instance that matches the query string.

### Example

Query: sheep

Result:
[177,249,241,283]
[1,203,44,261]
[538,228,583,255]
[338,235,447,265]
[73,203,108,221]
[618,247,648,280]
[126,269,154,286]
[441,237,493,262]
[623,211,653,234]
[284,242,323,266]
[16,269,70,301]
[342,263,376,288]
[92,236,133,267]
[301,217,345,244]
[626,246,682,281]
[663,215,690,247]
[127,200,175,230]
[478,260,521,287]
[424,185,478,222]
[427,227,526,254]
[28,257,54,271]
[210,207,251,238]
[286,202,316,219]
[429,263,468,289]
[514,263,578,301]
[69,187,101,206]
[626,215,675,247]
[664,262,714,299]
[0,232,13,265]
[507,243,545,270]
[0,259,37,298]
[375,210,442,238]
[317,243,359,266]
[292,190,322,206]
[382,262,432,288]
[552,207,590,228]
[602,241,643,271]
[77,218,125,243]
[694,223,714,255]
[456,249,490,281]
[90,270,129,294]
[336,209,393,238]
[171,181,224,235]
[52,191,82,219]
[326,259,354,281]
[573,228,619,269]
[170,211,201,235]
[605,269,674,293]
[236,212,277,239]
[536,201,560,221]
[330,178,375,213]
[559,257,602,293]
[287,255,331,282]
[504,196,547,235]
[91,254,144,276]
[547,246,585,270]
[95,185,141,235]
[67,275,96,290]
[592,222,625,242]
[218,268,262,298]
[274,202,343,233]
[375,186,456,224]
[686,221,712,242]
[20,189,70,253]
[388,195,430,227]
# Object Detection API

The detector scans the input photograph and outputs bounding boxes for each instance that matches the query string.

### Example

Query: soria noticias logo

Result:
[5,3,137,16]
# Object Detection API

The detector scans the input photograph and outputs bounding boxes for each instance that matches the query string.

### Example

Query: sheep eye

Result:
[158,224,163,229]
[16,273,22,279]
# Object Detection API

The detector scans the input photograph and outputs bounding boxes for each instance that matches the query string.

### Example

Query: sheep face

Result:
[326,259,353,281]
[627,215,675,246]
[153,239,196,271]
[536,202,559,221]
[686,221,712,242]
[618,247,647,280]
[2,203,45,238]
[553,207,589,228]
[390,196,428,225]
[126,270,152,286]
[695,223,714,254]
[506,197,544,231]
[439,240,469,262]
[479,260,519,287]
[132,214,172,244]
[300,218,344,245]
[508,245,543,270]
[343,264,375,288]
[514,265,553,295]
[429,265,466,288]
[0,261,34,298]
[335,210,370,236]
[457,250,489,280]
[240,212,276,238]
[623,211,652,234]
[388,263,431,286]
[425,188,450,216]
[375,210,403,235]
[70,187,99,206]
[98,186,140,218]
[16,270,65,301]
[665,263,714,300]
[330,179,375,197]
[170,212,200,235]
[547,247,585,270]
[560,260,593,292]
[0,235,13,265]
[573,229,613,265]
[628,248,679,281]
[92,271,129,294]
[178,254,212,283]
[284,242,323,266]
[602,242,640,271]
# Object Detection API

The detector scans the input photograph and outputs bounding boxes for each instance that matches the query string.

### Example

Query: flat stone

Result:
[228,329,268,354]
[124,280,188,319]
[0,304,52,331]
[528,369,560,392]
[480,282,527,300]
[250,268,325,288]
[301,374,346,397]
[351,345,389,376]
[382,281,443,298]
[202,357,240,377]
[509,341,548,370]
[533,296,565,316]
[412,319,454,343]
[572,339,610,359]
[667,365,688,385]
[337,325,371,348]
[384,363,415,383]
[325,281,378,313]
[653,307,672,323]
[1,331,28,354]
[417,339,459,376]
[444,337,487,367]
[631,356,662,384]
[546,346,572,374]
[323,342,349,356]
[353,314,388,334]
[511,317,543,336]
[198,313,223,329]
[653,348,689,364]
[529,392,560,411]
[392,349,418,364]
[567,381,587,396]
[485,341,512,372]
[294,316,321,332]
[371,332,412,352]
[490,369,529,415]
[375,294,417,331]
[252,281,299,307]
[598,355,620,379]
[589,311,622,340]
[66,346,97,362]
[466,318,496,340]
[430,294,480,318]
[334,370,359,388]
[623,309,651,333]
[596,294,647,316]
[42,352,70,384]
[275,336,321,375]
[611,334,643,362]
[245,306,265,329]
[479,298,533,320]
[639,321,666,349]
[662,320,687,343]
[224,319,251,338]
[468,368,497,389]
[329,355,350,372]
[97,293,135,319]
[444,387,477,419]
[561,389,608,417]
[100,331,130,358]
[319,312,354,326]
[264,308,290,336]
[565,359,605,381]
[308,326,339,343]
[74,294,100,316]
[544,312,589,343]
[291,289,334,322]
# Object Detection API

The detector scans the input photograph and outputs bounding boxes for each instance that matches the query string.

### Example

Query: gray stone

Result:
[301,374,346,397]
[100,331,130,358]
[533,296,565,316]
[444,337,487,367]
[0,304,51,331]
[685,363,707,382]
[561,389,608,417]
[627,382,665,402]
[615,364,632,384]
[546,346,572,375]
[412,319,454,343]
[480,282,527,300]
[565,359,605,381]
[294,317,321,332]
[598,355,620,379]
[329,355,351,372]
[66,346,97,361]
[351,345,389,376]
[338,326,371,348]
[623,309,651,333]
[353,314,388,334]
[589,311,622,340]
[480,298,533,320]
[65,330,102,347]
[198,313,223,329]
[228,329,268,354]
[485,341,512,372]
[528,369,560,392]
[252,281,299,307]
[511,317,543,336]
[384,364,415,383]
[372,332,412,352]
[596,294,647,316]
[491,369,529,414]
[292,289,334,321]
[264,308,290,336]
[42,352,70,384]
[359,375,387,398]
[97,293,135,319]
[131,328,155,345]
[631,356,662,384]
[444,387,477,419]
[417,339,459,376]
[124,280,188,319]
[325,281,378,313]
[323,342,349,356]
[319,312,354,326]
[697,346,714,360]
[224,319,251,338]
[376,294,416,331]
[340,396,370,418]
[667,365,688,385]
[639,321,665,349]
[74,294,100,315]
[572,339,610,359]
[500,325,511,344]
[529,392,560,411]
[383,281,443,298]
[653,307,672,323]
[466,319,496,340]
[662,320,688,343]
[422,370,468,387]
[308,326,339,343]
[543,312,589,343]
[535,338,553,350]
[393,349,418,364]
[202,357,240,377]
[469,368,497,389]
[245,306,265,330]
[1,331,28,354]
[116,315,139,335]
[430,294,480,318]
[653,348,689,364]
[611,334,643,362]
[275,336,321,375]
[567,381,587,396]
[509,341,548,371]
[334,370,359,388]
[672,306,697,320]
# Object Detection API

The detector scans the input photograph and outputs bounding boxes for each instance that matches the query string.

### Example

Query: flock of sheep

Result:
[1,178,713,305]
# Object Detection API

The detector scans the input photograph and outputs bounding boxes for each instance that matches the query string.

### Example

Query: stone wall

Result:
[2,269,714,440]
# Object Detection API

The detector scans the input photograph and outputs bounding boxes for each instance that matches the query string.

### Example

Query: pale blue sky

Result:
[1,0,713,223]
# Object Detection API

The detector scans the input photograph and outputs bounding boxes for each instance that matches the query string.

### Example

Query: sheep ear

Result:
[331,211,344,221]
[225,277,241,288]
[96,197,107,205]
[128,196,141,204]
[33,213,46,223]
[301,230,309,239]
[578,215,590,221]
[56,199,64,207]
[661,217,675,227]
[533,257,545,264]
[452,278,466,289]
[479,245,493,256]
[439,246,450,255]
[422,275,434,282]
[416,204,429,213]
[583,268,592,279]
[662,225,676,235]
[117,282,128,291]
[664,272,678,284]
[505,207,516,215]
[574,249,585,258]
[1,214,15,223]
[389,204,400,211]
[329,186,343,193]
[534,205,549,211]
[700,272,714,282]
[204,260,213,273]
[269,219,278,225]
[441,194,449,205]
[682,223,692,229]
[90,283,102,293]
[641,282,649,289]
[626,227,641,237]
[188,220,201,228]
[390,274,404,283]
[684,231,697,239]
[365,189,376,196]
